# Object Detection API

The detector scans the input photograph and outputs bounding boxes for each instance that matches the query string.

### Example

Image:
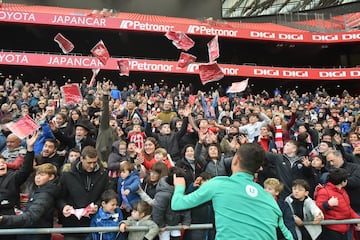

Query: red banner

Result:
[0,51,359,80]
[198,62,224,84]
[54,33,74,54]
[1,10,360,43]
[117,59,130,76]
[177,52,197,68]
[6,115,40,139]
[61,83,83,105]
[90,40,110,65]
[207,35,220,62]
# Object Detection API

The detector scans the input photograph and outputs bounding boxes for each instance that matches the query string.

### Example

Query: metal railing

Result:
[0,224,212,235]
[0,220,360,235]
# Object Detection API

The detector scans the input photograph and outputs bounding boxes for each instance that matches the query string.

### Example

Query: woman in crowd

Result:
[342,131,360,155]
[65,108,83,136]
[137,137,159,171]
[194,140,232,177]
[140,161,169,203]
[88,96,102,120]
[176,144,198,188]
[268,109,296,153]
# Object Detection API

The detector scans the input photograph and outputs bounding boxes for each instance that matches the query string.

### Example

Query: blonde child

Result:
[264,178,297,240]
[154,147,174,169]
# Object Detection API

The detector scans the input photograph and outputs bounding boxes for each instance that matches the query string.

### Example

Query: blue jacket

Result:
[89,207,123,240]
[117,170,141,208]
[34,123,55,155]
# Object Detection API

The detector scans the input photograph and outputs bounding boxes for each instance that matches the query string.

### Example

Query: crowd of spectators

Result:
[0,73,360,240]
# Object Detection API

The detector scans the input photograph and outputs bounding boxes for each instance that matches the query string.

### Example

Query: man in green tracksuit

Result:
[171,143,294,240]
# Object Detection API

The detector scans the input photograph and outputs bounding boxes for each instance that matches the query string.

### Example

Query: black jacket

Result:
[265,152,311,199]
[342,161,360,212]
[145,117,189,161]
[53,130,95,151]
[35,153,65,173]
[0,151,34,216]
[57,160,109,230]
[1,179,60,240]
[175,157,195,188]
[277,199,298,240]
[141,175,158,199]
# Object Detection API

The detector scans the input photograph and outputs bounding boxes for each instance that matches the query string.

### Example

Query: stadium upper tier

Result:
[0,3,358,33]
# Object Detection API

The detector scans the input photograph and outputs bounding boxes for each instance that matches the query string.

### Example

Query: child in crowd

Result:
[61,148,81,173]
[89,189,123,240]
[119,200,159,240]
[315,168,360,240]
[108,140,128,190]
[126,141,139,164]
[154,147,174,169]
[152,167,191,240]
[285,179,323,240]
[305,155,328,198]
[67,148,81,163]
[264,178,298,240]
[117,161,141,216]
[310,155,328,185]
[146,109,190,163]
[127,123,146,149]
[0,163,59,240]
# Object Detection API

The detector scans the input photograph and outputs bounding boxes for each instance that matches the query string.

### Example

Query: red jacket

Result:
[142,156,157,171]
[142,156,172,170]
[315,182,359,233]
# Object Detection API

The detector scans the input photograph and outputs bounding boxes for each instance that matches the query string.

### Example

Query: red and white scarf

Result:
[274,125,283,149]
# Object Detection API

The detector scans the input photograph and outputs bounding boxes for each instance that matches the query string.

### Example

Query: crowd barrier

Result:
[0,220,359,235]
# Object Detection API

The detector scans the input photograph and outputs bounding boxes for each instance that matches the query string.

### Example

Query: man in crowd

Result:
[265,140,308,199]
[50,119,95,152]
[1,134,26,169]
[57,146,108,240]
[171,143,294,240]
[35,138,65,172]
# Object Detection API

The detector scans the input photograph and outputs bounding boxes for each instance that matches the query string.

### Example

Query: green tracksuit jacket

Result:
[171,172,294,240]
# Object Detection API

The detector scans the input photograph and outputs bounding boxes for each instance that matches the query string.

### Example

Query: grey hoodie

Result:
[151,176,191,228]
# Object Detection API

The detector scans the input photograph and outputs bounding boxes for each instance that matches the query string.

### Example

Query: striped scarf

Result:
[274,125,283,149]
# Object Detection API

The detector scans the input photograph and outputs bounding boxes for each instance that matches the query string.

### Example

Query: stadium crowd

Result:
[0,74,360,240]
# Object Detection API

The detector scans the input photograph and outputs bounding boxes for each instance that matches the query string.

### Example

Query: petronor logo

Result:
[186,63,199,72]
[120,20,133,29]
